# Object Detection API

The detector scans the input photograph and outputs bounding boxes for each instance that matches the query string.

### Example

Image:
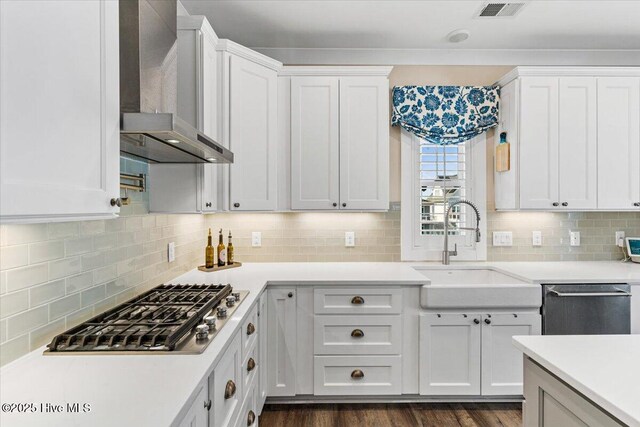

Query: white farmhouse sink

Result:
[416,267,541,309]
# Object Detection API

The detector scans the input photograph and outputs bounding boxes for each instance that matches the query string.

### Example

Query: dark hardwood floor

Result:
[259,403,522,427]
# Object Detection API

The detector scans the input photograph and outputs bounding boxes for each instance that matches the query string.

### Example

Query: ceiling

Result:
[181,1,640,64]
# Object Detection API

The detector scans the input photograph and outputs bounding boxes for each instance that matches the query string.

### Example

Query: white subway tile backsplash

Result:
[81,251,106,271]
[30,280,65,307]
[0,244,29,270]
[6,263,48,292]
[79,220,106,236]
[0,319,6,343]
[81,285,106,308]
[49,257,81,281]
[65,306,94,329]
[65,272,94,293]
[47,222,78,240]
[0,290,28,319]
[0,334,29,365]
[49,294,81,320]
[29,241,64,264]
[7,306,48,339]
[65,236,94,256]
[29,318,65,350]
[4,224,47,246]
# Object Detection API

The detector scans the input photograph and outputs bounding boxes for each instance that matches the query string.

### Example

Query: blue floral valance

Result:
[392,85,500,145]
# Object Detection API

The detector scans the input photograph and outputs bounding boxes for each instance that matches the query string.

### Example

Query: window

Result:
[401,129,486,261]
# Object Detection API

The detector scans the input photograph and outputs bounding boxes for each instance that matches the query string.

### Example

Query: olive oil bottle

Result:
[217,228,226,266]
[205,228,215,268]
[227,230,234,265]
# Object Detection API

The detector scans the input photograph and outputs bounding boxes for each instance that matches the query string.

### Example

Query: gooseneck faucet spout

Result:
[442,199,481,265]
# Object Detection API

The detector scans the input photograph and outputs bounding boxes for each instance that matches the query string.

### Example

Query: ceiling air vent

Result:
[478,2,526,18]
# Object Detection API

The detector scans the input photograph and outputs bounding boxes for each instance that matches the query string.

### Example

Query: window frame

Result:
[400,129,487,261]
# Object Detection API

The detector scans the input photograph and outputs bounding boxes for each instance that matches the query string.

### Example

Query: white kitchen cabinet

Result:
[284,67,392,211]
[257,292,268,412]
[420,312,540,396]
[494,67,640,211]
[597,77,640,210]
[290,77,340,210]
[419,313,481,395]
[223,42,280,211]
[267,288,297,396]
[0,0,120,222]
[177,382,209,427]
[481,313,541,395]
[149,16,221,214]
[210,331,243,427]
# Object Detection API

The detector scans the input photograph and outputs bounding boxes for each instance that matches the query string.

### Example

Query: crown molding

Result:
[177,16,219,44]
[497,66,640,86]
[216,39,282,71]
[253,47,640,67]
[279,66,393,77]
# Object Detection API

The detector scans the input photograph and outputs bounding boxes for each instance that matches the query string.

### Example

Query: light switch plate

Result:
[492,231,513,247]
[570,231,581,247]
[345,231,355,247]
[532,231,542,246]
[252,232,262,247]
[168,242,175,263]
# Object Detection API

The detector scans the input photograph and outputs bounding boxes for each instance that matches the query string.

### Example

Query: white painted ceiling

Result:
[182,0,640,50]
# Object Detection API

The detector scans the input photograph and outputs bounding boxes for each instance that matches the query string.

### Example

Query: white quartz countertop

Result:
[513,335,640,427]
[1,261,639,427]
[0,263,426,427]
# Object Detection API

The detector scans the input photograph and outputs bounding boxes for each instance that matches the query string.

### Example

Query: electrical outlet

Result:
[616,231,626,247]
[532,231,542,246]
[570,231,581,247]
[168,242,175,263]
[492,231,513,247]
[345,231,355,247]
[252,231,262,247]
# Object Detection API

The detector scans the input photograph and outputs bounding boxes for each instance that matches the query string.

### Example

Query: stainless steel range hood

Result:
[119,0,233,164]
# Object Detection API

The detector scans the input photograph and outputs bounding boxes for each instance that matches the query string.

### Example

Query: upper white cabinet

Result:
[228,49,279,211]
[495,67,640,211]
[0,0,120,223]
[597,77,640,210]
[149,16,220,214]
[283,67,392,211]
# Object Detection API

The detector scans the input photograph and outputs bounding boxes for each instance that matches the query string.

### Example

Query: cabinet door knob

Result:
[204,399,212,411]
[351,296,365,305]
[247,410,256,426]
[634,202,640,207]
[233,202,240,208]
[333,202,337,207]
[351,369,364,379]
[562,202,568,207]
[473,318,480,324]
[246,322,255,336]
[247,357,256,372]
[288,292,293,298]
[110,198,122,207]
[484,318,491,325]
[351,329,364,338]
[342,203,347,207]
[224,380,236,399]
[552,202,559,207]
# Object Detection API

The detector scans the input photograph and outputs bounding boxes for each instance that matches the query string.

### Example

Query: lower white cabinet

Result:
[267,288,297,396]
[177,382,209,427]
[313,355,402,396]
[257,292,268,412]
[211,331,243,427]
[420,312,540,396]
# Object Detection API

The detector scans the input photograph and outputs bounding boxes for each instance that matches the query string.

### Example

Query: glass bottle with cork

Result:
[227,230,234,265]
[205,228,215,269]
[217,228,226,266]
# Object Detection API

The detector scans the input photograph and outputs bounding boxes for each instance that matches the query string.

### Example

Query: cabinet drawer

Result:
[314,315,402,355]
[242,303,259,360]
[211,331,242,427]
[242,340,259,398]
[314,288,402,314]
[234,381,258,427]
[313,355,402,395]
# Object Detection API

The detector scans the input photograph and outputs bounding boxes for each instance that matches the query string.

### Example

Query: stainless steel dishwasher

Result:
[542,284,631,335]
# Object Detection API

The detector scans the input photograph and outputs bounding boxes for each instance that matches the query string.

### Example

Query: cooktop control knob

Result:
[226,296,236,307]
[217,306,228,318]
[232,292,240,302]
[195,324,209,340]
[204,315,217,328]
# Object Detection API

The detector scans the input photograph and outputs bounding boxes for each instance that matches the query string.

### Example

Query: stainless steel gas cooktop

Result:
[44,283,248,355]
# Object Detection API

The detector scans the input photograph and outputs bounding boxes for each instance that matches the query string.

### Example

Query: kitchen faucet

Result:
[442,199,481,265]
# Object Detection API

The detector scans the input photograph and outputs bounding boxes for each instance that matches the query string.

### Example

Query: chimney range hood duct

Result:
[119,0,233,164]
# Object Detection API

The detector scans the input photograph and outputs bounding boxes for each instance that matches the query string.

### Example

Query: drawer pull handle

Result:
[351,296,365,305]
[351,329,364,338]
[247,410,256,426]
[351,369,364,379]
[224,380,236,399]
[247,322,256,335]
[247,357,256,372]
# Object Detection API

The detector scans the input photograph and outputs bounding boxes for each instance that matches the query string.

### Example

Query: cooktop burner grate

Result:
[47,283,232,352]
